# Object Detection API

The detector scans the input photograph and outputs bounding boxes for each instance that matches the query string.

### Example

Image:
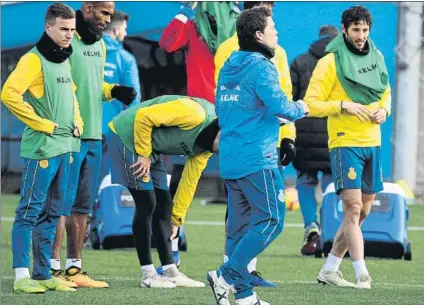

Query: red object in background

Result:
[160,18,215,104]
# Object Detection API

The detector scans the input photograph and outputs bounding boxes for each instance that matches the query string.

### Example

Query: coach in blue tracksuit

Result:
[207,7,308,305]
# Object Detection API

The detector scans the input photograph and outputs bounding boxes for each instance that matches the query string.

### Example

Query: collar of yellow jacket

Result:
[226,32,239,48]
[75,31,82,40]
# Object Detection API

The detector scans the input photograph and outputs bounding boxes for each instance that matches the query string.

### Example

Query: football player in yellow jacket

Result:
[1,3,83,293]
[214,1,296,288]
[304,6,391,290]
[108,95,220,288]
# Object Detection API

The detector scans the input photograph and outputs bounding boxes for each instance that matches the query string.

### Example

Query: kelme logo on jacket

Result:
[180,142,191,155]
[83,50,102,57]
[358,64,377,75]
[57,77,72,84]
[220,94,239,102]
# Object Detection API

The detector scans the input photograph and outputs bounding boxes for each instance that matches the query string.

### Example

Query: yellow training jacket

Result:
[110,98,212,226]
[304,53,391,149]
[1,52,84,135]
[214,33,296,145]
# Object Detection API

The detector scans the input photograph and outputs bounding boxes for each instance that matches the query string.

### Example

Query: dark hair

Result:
[243,1,275,10]
[341,6,372,30]
[237,7,272,49]
[194,119,220,153]
[105,10,129,32]
[83,1,111,8]
[319,25,338,37]
[45,3,75,25]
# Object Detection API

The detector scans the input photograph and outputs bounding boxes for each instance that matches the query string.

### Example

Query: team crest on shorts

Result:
[69,154,73,164]
[348,167,357,180]
[39,160,49,169]
[278,189,285,202]
[142,175,151,183]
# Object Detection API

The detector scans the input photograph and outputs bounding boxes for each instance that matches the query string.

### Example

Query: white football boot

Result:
[163,265,205,288]
[317,268,355,288]
[207,270,235,305]
[141,273,176,288]
[355,275,372,290]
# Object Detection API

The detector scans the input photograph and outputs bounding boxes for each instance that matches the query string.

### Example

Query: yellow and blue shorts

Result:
[108,131,168,191]
[330,146,383,195]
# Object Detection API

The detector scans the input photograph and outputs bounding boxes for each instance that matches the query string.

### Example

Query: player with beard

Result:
[305,6,391,289]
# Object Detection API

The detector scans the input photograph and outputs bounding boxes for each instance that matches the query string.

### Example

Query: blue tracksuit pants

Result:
[219,168,285,299]
[12,153,70,280]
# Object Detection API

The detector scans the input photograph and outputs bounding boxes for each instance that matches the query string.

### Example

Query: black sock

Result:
[152,188,174,266]
[128,188,156,266]
[169,164,184,199]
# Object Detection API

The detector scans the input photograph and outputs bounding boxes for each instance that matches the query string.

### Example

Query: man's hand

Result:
[130,155,151,178]
[187,1,198,9]
[73,126,80,137]
[50,123,59,134]
[278,117,290,126]
[169,223,179,240]
[371,108,387,124]
[180,1,197,9]
[178,1,197,20]
[111,85,137,106]
[341,101,373,122]
[280,138,296,166]
[297,100,310,117]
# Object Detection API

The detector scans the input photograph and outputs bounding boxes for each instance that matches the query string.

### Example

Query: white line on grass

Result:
[1,275,423,289]
[186,221,424,231]
[186,220,302,228]
[271,280,424,289]
[1,217,424,231]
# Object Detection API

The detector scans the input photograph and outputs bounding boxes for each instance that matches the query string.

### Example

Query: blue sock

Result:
[296,181,318,227]
[173,251,180,267]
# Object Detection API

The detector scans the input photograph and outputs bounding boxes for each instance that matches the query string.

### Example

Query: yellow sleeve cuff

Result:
[307,100,342,118]
[44,120,56,135]
[171,215,184,227]
[278,123,296,146]
[103,82,116,101]
[108,121,117,134]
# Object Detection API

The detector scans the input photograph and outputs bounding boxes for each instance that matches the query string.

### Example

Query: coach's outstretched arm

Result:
[254,60,307,121]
